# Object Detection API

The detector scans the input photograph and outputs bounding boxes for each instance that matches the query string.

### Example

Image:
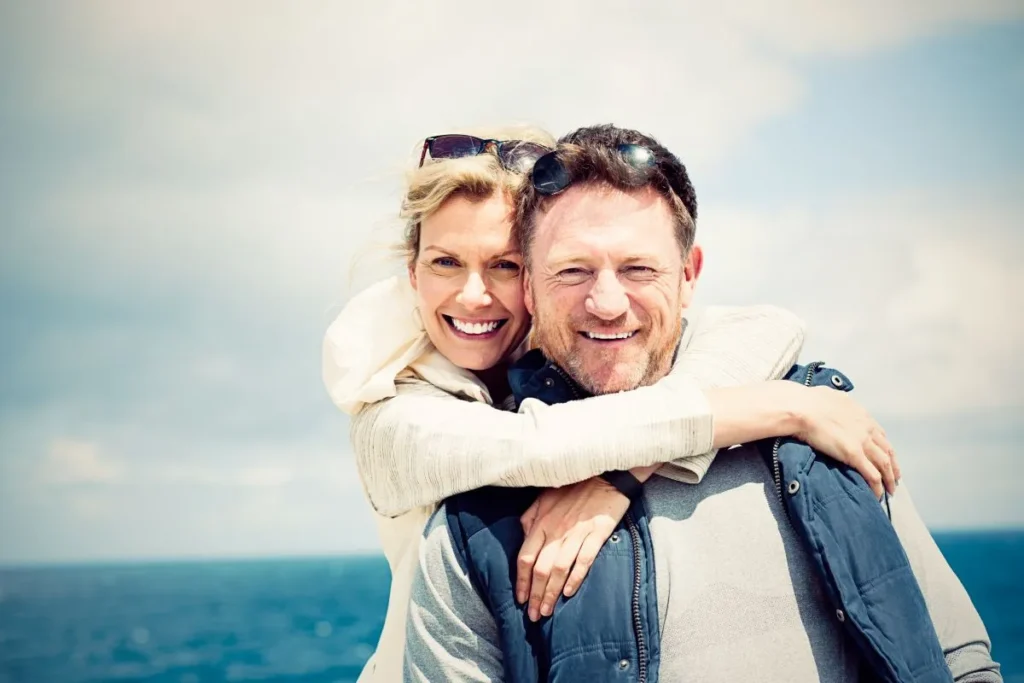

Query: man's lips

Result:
[579,330,638,341]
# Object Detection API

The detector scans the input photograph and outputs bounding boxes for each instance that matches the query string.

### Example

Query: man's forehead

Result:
[530,184,677,261]
[536,184,670,229]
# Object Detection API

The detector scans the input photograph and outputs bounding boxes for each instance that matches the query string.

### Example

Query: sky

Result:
[0,1,1022,564]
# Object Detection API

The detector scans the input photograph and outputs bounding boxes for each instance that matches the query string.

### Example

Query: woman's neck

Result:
[473,363,511,402]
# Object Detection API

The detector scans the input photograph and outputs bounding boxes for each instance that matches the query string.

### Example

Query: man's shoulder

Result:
[684,304,804,331]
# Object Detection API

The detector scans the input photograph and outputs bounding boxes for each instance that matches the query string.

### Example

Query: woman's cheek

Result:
[416,275,449,318]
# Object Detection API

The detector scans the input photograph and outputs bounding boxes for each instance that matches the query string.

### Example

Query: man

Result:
[403,125,1000,682]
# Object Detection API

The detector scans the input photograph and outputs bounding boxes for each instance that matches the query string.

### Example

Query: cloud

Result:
[696,186,1024,417]
[1,431,373,563]
[9,0,1020,189]
[716,0,1024,55]
[40,439,123,484]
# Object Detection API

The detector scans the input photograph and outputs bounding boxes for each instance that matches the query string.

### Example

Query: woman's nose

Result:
[456,272,493,309]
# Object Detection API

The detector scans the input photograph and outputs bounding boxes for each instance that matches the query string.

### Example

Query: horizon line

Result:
[3,526,1022,570]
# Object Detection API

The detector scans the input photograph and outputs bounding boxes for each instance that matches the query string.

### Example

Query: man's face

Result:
[525,184,702,395]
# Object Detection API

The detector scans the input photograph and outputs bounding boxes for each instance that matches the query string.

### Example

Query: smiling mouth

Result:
[444,315,508,337]
[579,330,638,341]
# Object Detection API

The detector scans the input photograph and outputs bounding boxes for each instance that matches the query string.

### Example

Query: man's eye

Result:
[623,265,657,278]
[556,267,591,283]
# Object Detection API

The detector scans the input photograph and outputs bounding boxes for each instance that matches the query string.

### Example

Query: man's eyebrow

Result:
[620,254,662,265]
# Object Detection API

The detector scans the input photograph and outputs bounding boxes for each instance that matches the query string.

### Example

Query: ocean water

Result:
[1,531,1021,683]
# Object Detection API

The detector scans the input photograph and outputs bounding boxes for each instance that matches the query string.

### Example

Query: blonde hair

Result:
[398,124,556,268]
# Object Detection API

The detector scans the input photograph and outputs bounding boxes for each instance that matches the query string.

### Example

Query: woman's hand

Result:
[791,384,901,498]
[516,477,631,622]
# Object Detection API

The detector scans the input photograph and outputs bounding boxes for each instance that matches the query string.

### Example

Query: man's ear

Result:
[679,245,703,308]
[685,244,704,286]
[523,270,535,316]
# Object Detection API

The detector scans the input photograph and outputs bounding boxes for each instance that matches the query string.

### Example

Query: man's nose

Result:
[456,272,493,310]
[585,270,629,320]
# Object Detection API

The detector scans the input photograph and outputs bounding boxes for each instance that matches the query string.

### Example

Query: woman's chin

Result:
[443,345,505,373]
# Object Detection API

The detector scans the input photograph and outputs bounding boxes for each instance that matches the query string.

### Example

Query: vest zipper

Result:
[626,512,648,683]
[552,365,582,401]
[556,362,645,679]
[771,362,823,502]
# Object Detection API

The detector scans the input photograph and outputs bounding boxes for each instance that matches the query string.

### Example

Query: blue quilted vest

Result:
[445,353,952,683]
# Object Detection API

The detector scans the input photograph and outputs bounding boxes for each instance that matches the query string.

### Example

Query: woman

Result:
[322,126,897,682]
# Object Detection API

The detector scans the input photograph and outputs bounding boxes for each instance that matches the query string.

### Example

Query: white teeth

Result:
[452,318,500,335]
[584,331,635,340]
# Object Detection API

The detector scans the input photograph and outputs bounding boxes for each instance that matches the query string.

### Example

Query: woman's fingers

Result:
[872,429,901,484]
[564,532,606,597]
[520,499,540,535]
[539,531,589,618]
[850,443,885,498]
[528,537,563,621]
[516,526,546,605]
[866,434,896,496]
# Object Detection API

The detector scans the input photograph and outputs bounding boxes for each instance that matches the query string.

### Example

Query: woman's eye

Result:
[432,257,459,268]
[493,260,521,272]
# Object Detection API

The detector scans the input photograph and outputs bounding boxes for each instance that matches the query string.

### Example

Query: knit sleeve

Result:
[658,304,806,484]
[351,305,805,517]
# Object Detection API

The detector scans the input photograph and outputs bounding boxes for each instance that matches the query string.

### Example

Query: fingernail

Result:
[516,591,524,604]
[564,584,574,597]
[541,603,552,617]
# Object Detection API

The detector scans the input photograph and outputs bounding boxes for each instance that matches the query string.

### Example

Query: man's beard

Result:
[531,309,679,396]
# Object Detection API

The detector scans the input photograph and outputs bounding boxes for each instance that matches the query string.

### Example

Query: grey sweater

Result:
[404,452,1001,682]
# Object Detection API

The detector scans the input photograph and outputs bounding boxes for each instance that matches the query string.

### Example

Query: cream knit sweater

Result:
[322,275,805,683]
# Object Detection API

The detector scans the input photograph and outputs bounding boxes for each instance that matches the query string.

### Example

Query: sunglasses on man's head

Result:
[418,134,551,173]
[530,143,658,196]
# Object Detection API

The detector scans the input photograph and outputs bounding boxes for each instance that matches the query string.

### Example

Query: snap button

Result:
[787,480,800,495]
[836,609,846,623]
[830,374,844,388]
[543,377,555,388]
[618,659,630,671]
[609,533,621,543]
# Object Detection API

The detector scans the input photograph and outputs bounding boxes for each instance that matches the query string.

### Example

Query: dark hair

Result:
[513,124,697,266]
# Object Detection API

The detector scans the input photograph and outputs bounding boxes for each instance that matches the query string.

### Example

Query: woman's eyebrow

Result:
[421,245,458,256]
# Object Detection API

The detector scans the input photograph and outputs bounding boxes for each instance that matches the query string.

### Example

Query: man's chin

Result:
[574,363,644,395]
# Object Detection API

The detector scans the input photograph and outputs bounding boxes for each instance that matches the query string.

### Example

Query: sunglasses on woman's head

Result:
[419,134,551,173]
[530,143,658,196]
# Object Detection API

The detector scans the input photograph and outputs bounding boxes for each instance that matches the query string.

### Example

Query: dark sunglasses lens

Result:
[531,153,570,195]
[498,142,550,172]
[617,143,656,168]
[429,135,482,160]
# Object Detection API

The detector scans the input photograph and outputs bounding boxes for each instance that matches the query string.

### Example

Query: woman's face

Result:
[410,192,530,372]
